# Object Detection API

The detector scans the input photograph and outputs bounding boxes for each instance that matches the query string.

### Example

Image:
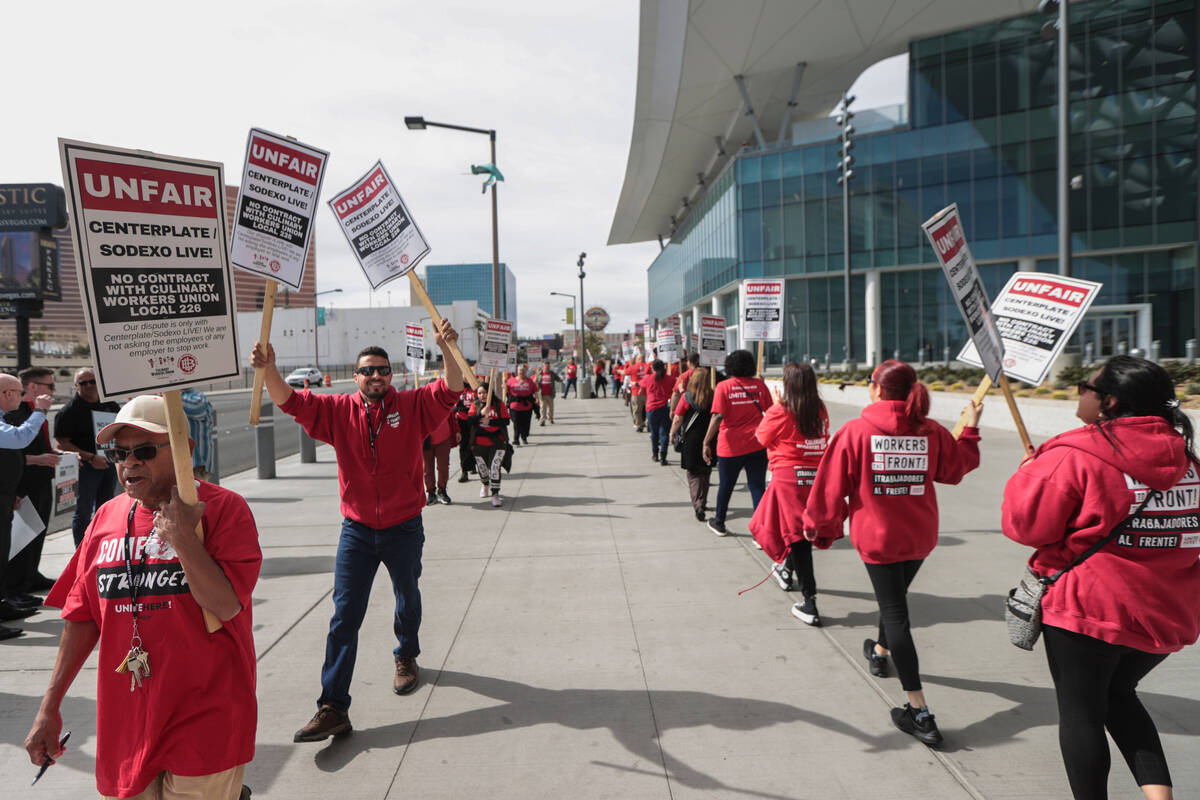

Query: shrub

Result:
[1034,385,1052,395]
[1186,383,1200,396]
[1052,391,1068,400]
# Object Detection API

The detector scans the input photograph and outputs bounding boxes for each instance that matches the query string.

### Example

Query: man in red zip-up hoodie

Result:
[250,320,463,743]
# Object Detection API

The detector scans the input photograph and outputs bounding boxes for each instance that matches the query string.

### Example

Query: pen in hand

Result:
[32,730,70,785]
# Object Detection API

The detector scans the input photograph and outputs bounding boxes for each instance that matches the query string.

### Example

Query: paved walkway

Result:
[3,392,1199,799]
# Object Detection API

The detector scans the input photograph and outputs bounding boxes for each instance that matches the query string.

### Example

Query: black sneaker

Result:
[863,638,889,677]
[892,703,943,745]
[694,508,705,522]
[791,597,821,627]
[659,456,668,466]
[650,451,659,461]
[458,473,470,483]
[436,490,452,505]
[707,518,728,537]
[426,491,438,506]
[771,563,794,591]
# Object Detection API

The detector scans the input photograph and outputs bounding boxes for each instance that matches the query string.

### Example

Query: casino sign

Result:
[584,306,610,331]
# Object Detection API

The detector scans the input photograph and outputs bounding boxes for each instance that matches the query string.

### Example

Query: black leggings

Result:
[785,540,816,598]
[510,408,533,443]
[863,559,923,692]
[1043,625,1172,798]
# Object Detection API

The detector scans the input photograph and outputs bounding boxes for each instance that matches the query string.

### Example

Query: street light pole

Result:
[404,116,502,322]
[550,291,577,358]
[836,93,857,370]
[313,288,342,371]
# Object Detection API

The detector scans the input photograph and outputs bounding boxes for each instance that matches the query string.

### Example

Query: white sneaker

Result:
[480,485,489,498]
[490,494,503,507]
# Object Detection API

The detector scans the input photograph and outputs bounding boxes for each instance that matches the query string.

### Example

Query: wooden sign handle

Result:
[997,372,1034,455]
[408,272,480,391]
[485,368,496,414]
[756,341,764,378]
[250,281,278,426]
[163,390,222,633]
[952,376,992,439]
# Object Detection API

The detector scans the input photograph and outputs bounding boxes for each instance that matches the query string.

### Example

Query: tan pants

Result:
[103,765,245,800]
[540,393,554,423]
[632,394,646,428]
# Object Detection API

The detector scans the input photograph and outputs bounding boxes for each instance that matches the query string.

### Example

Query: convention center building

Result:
[609,0,1198,365]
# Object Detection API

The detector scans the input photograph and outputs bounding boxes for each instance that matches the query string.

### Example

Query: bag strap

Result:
[1043,487,1160,586]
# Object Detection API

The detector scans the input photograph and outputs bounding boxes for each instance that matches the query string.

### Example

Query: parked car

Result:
[285,367,324,388]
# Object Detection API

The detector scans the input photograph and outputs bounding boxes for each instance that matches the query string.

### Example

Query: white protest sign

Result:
[507,343,518,373]
[59,139,240,399]
[959,273,1102,386]
[690,332,699,357]
[478,318,513,370]
[923,204,1004,381]
[622,340,633,361]
[10,497,44,560]
[54,452,79,516]
[656,327,679,363]
[229,128,328,290]
[700,314,727,368]
[92,409,117,447]
[740,279,784,341]
[329,161,429,290]
[404,323,425,375]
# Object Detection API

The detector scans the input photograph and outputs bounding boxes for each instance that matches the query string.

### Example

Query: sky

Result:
[6,0,905,339]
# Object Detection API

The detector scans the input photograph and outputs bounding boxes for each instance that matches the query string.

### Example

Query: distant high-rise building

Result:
[422,262,516,325]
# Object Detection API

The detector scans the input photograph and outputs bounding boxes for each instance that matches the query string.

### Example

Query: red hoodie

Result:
[281,381,457,528]
[803,400,980,563]
[755,402,829,475]
[1002,417,1200,653]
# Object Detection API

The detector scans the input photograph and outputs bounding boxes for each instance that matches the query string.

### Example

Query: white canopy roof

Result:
[608,0,1039,245]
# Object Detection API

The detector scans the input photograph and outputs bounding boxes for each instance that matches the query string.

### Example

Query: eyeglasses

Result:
[355,365,392,377]
[110,442,169,463]
[76,379,96,387]
[33,382,55,390]
[1077,381,1101,395]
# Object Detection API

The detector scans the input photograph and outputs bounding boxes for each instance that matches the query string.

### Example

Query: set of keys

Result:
[115,646,151,691]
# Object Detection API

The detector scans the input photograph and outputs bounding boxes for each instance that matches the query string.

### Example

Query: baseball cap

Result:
[96,395,169,445]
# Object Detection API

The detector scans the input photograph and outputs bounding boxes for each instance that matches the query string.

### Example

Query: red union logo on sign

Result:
[178,354,197,374]
[1010,279,1087,307]
[745,282,781,294]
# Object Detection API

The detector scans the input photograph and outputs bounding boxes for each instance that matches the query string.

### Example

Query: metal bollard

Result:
[209,409,220,485]
[1084,341,1095,364]
[300,427,316,463]
[1150,340,1161,362]
[943,346,951,366]
[1189,339,1197,365]
[1117,340,1128,357]
[893,348,900,361]
[255,403,276,479]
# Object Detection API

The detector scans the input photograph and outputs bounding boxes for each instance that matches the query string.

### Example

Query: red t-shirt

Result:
[675,367,694,393]
[47,485,261,798]
[506,377,537,411]
[469,400,510,446]
[629,362,648,396]
[640,373,676,411]
[710,377,770,457]
[537,370,555,396]
[567,364,578,379]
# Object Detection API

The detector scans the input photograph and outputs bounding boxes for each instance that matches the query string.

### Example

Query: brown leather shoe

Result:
[293,704,352,742]
[394,656,419,695]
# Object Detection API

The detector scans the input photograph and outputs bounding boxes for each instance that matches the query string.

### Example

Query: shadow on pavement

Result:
[310,669,912,797]
[818,587,1006,628]
[258,556,336,578]
[1,690,96,784]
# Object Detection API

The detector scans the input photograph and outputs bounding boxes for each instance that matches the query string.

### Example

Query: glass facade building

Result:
[424,262,517,326]
[647,0,1198,361]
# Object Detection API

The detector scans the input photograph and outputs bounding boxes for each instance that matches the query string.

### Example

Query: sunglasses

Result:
[355,365,392,377]
[1077,381,1101,395]
[110,442,169,463]
[33,382,55,389]
[77,379,96,387]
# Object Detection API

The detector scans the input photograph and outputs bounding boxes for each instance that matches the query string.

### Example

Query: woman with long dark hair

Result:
[702,349,770,536]
[641,359,677,465]
[1003,356,1200,799]
[749,362,830,625]
[669,367,714,520]
[804,359,982,745]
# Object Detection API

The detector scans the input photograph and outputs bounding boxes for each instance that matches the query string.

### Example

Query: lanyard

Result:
[123,502,149,622]
[364,397,387,454]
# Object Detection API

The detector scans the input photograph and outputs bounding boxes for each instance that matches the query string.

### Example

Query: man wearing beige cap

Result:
[25,395,262,800]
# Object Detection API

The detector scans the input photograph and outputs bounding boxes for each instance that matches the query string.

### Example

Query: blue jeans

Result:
[713,449,768,524]
[319,516,424,711]
[648,406,670,457]
[562,378,577,398]
[73,463,117,546]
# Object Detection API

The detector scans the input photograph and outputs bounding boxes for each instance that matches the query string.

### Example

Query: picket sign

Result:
[756,341,764,378]
[163,390,221,633]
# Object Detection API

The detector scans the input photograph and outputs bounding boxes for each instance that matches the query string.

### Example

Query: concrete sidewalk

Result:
[3,394,1198,799]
